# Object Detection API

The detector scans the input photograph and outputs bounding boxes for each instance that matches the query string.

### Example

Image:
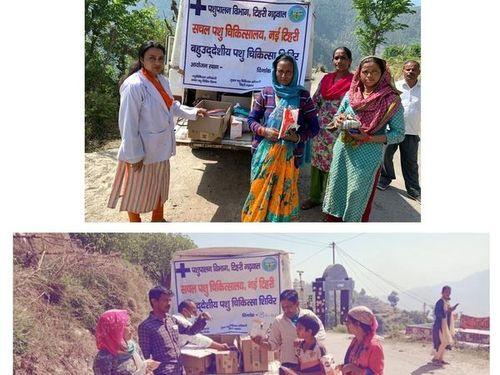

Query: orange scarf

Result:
[141,68,173,110]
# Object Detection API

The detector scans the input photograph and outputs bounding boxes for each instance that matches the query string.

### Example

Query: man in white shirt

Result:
[378,60,421,201]
[173,299,229,351]
[251,289,326,371]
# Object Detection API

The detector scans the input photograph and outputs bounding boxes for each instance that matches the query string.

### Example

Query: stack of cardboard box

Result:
[210,334,241,374]
[181,348,215,375]
[240,336,273,373]
[187,100,232,142]
[182,334,277,374]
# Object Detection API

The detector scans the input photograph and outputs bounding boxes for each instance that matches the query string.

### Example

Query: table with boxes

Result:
[181,334,277,375]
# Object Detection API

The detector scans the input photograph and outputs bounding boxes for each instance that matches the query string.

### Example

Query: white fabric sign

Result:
[172,254,282,334]
[181,0,312,93]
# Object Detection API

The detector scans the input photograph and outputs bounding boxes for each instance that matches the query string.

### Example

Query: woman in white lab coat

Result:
[108,41,206,222]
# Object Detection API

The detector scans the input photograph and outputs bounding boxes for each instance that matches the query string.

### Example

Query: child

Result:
[294,315,330,373]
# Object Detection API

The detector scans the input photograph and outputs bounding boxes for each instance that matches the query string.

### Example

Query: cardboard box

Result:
[215,348,240,374]
[208,334,222,344]
[208,334,241,348]
[229,117,243,140]
[181,349,214,375]
[231,115,250,133]
[207,334,241,374]
[220,334,242,348]
[188,100,232,142]
[240,336,272,372]
[221,94,252,111]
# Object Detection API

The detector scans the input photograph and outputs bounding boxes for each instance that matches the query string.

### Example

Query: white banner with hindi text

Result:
[172,254,282,334]
[181,0,312,93]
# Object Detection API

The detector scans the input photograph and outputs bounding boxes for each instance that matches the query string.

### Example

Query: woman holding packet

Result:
[242,53,319,222]
[322,56,405,222]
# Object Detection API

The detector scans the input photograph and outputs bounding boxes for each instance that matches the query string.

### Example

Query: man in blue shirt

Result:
[138,286,208,374]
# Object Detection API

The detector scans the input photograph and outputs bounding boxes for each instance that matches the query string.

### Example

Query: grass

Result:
[13,234,153,374]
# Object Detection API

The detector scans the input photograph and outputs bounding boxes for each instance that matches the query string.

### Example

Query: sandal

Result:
[301,199,320,210]
[431,359,443,367]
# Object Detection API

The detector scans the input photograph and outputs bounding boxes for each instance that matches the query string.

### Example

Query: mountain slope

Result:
[312,0,420,67]
[145,0,420,67]
[396,270,490,317]
[13,234,153,374]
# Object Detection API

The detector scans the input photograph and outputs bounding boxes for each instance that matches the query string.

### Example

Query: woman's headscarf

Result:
[95,309,130,356]
[272,54,305,100]
[349,56,401,134]
[348,305,378,336]
[320,71,354,101]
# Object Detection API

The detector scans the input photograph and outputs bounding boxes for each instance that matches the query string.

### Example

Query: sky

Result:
[186,233,489,294]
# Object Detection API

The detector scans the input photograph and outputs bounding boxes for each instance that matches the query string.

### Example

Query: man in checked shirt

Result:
[138,286,209,374]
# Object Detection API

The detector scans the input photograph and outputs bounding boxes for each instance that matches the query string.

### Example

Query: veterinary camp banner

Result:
[181,0,312,93]
[172,254,282,334]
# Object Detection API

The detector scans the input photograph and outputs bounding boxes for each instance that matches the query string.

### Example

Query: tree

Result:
[70,233,196,286]
[352,0,416,56]
[85,0,167,150]
[387,291,399,310]
[407,310,429,325]
[140,234,195,287]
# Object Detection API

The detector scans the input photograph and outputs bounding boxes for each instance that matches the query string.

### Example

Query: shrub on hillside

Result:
[383,43,421,80]
[85,1,167,151]
[13,234,153,374]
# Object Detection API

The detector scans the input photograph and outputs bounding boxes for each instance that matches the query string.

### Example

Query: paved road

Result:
[323,331,488,375]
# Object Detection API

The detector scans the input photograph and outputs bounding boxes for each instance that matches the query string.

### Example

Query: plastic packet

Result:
[249,318,266,338]
[340,119,361,131]
[279,107,299,139]
[320,354,336,375]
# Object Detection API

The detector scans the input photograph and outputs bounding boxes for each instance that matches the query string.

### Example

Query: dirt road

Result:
[324,331,489,375]
[85,144,420,222]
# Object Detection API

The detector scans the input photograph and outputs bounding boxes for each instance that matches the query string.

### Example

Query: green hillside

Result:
[312,0,421,67]
[13,234,153,374]
[13,233,194,374]
[147,0,420,67]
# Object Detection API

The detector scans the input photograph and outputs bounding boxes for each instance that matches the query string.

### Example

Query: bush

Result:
[13,314,30,356]
[85,87,120,150]
[382,43,421,80]
[85,1,168,151]
[13,234,153,373]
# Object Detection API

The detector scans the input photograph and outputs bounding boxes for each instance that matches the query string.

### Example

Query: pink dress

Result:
[311,73,353,172]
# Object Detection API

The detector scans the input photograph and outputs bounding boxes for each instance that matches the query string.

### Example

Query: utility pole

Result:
[330,241,337,325]
[297,270,304,306]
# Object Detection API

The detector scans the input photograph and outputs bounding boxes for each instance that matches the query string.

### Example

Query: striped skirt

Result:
[107,160,170,213]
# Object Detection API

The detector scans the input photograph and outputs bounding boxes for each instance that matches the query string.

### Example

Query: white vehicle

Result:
[166,0,315,150]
